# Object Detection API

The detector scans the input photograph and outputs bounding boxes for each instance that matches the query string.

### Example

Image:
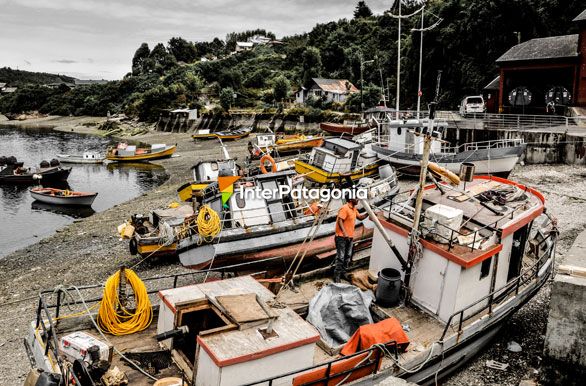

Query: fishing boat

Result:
[192,127,252,141]
[30,187,98,206]
[248,133,324,158]
[25,169,556,385]
[56,151,105,164]
[294,137,380,184]
[0,157,71,185]
[371,118,526,177]
[320,120,375,135]
[106,143,176,162]
[177,158,241,202]
[129,168,399,269]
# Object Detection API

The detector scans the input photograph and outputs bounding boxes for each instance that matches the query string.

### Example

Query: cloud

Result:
[53,59,78,64]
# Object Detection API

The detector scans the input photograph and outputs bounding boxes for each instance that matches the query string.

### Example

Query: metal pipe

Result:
[359,199,407,269]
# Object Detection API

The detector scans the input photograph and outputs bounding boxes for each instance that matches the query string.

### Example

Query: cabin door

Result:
[507,224,530,281]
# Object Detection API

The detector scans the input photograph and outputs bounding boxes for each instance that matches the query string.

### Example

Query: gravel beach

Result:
[0,119,581,385]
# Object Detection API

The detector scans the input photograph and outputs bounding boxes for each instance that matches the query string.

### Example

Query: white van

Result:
[459,96,486,116]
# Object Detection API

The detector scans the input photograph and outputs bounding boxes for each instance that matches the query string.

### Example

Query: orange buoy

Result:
[260,154,277,174]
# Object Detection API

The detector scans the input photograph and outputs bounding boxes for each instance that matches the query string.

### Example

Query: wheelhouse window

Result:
[480,257,491,280]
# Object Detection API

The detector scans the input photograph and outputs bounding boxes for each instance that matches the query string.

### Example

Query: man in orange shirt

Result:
[334,197,367,283]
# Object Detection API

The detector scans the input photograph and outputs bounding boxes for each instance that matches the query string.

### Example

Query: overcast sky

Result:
[0,0,393,80]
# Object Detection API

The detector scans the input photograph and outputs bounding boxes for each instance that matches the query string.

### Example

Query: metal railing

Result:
[241,340,398,386]
[439,230,555,341]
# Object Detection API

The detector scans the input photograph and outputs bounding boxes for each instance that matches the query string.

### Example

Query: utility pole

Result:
[376,56,387,108]
[360,53,374,115]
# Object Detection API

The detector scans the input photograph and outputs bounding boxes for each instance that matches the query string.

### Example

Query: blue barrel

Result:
[375,268,401,307]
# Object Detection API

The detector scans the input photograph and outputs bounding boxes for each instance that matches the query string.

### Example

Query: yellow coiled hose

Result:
[197,205,222,242]
[97,268,152,336]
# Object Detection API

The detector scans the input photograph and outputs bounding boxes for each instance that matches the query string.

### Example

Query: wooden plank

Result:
[558,264,586,278]
[216,293,270,323]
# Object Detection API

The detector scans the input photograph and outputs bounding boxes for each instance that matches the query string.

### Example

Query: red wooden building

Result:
[492,9,586,114]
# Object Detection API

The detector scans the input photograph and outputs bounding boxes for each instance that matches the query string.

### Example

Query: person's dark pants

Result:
[334,236,353,281]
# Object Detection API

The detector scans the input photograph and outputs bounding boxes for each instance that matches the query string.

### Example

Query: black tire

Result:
[129,238,138,255]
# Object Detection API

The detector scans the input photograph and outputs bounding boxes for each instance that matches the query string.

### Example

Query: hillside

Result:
[0,67,75,87]
[0,0,584,120]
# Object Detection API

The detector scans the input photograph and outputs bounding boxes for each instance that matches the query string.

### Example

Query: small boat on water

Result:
[294,137,380,184]
[192,127,252,141]
[106,143,176,162]
[0,157,71,185]
[56,151,105,164]
[371,118,526,177]
[320,120,375,135]
[30,187,98,206]
[248,133,324,158]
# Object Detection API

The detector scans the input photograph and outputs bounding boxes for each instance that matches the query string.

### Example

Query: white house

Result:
[295,78,359,104]
[235,42,254,52]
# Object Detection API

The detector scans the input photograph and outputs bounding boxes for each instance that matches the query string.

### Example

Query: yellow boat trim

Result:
[106,145,176,162]
[294,160,379,184]
[178,182,210,201]
[138,243,177,255]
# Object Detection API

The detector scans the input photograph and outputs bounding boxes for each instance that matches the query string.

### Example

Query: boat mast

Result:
[415,5,424,119]
[395,0,401,119]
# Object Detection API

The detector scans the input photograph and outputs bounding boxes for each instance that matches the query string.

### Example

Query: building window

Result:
[480,257,492,279]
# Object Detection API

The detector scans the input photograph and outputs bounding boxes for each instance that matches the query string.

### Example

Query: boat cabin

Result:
[252,133,276,148]
[308,138,375,174]
[369,176,550,323]
[379,118,447,155]
[157,276,319,385]
[191,159,239,182]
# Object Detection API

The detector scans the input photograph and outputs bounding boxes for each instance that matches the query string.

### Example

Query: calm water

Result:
[0,126,168,257]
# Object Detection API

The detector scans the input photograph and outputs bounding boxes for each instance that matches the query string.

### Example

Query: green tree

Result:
[301,47,322,88]
[149,43,177,74]
[354,1,373,19]
[273,75,291,102]
[132,43,150,75]
[219,87,235,110]
[167,37,198,63]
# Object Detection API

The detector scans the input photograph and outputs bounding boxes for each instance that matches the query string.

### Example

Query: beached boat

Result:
[105,143,176,162]
[294,137,380,184]
[25,171,556,385]
[371,118,525,177]
[0,157,71,185]
[56,151,105,164]
[130,169,398,269]
[248,133,324,158]
[320,120,375,135]
[30,187,98,206]
[192,127,252,141]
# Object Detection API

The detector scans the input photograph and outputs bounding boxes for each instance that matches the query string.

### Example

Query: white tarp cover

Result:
[306,283,374,348]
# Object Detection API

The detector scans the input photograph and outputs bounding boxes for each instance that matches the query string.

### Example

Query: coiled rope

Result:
[97,268,152,336]
[197,205,222,242]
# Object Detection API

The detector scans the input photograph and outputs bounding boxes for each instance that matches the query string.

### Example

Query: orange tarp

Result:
[340,318,410,356]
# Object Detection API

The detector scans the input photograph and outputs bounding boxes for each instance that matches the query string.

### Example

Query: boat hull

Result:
[56,155,104,164]
[106,145,176,162]
[294,160,379,184]
[0,167,71,185]
[320,122,372,135]
[371,143,525,177]
[274,138,324,153]
[30,190,98,206]
[179,224,373,270]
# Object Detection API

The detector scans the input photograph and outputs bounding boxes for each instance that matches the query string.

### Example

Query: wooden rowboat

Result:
[320,121,374,135]
[30,187,98,206]
[192,127,252,141]
[106,144,176,162]
[56,151,104,164]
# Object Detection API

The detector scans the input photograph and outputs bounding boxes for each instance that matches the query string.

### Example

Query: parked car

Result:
[459,95,486,116]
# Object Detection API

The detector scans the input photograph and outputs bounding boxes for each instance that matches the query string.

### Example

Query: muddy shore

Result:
[0,117,583,385]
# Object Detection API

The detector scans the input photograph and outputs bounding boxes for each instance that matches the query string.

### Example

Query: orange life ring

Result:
[260,154,277,174]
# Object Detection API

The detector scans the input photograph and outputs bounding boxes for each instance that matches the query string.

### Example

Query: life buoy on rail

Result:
[428,162,461,186]
[260,154,277,174]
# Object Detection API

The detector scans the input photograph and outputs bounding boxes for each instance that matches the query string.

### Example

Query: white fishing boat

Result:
[130,168,399,269]
[30,187,98,206]
[56,151,105,164]
[371,118,525,177]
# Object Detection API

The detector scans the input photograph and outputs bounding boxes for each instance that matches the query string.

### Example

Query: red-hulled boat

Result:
[320,121,375,135]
